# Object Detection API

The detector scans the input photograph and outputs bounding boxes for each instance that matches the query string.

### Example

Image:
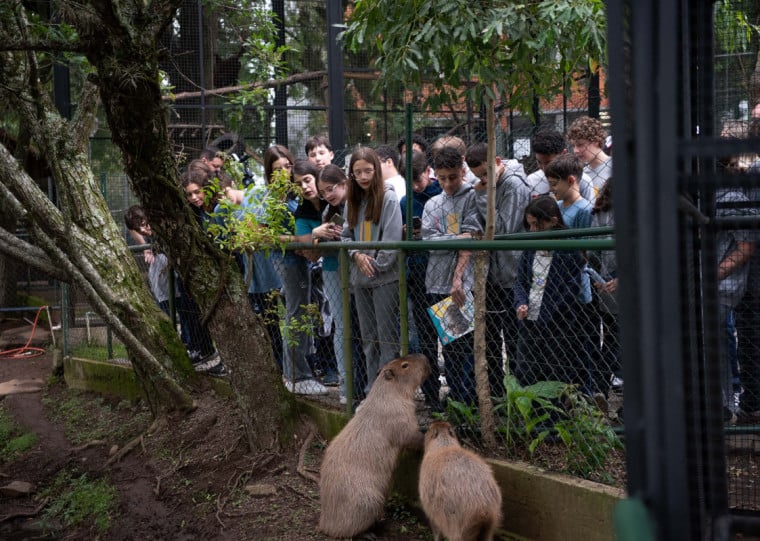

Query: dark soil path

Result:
[0,320,431,540]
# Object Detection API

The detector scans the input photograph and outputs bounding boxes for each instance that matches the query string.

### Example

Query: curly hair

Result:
[567,116,607,147]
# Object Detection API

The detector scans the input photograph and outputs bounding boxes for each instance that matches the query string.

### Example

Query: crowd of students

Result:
[125,118,632,415]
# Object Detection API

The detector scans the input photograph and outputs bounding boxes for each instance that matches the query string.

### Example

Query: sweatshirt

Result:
[422,184,477,294]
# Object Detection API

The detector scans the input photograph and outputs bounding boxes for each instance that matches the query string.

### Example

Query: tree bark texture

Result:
[73,0,292,451]
[473,98,497,450]
[0,6,192,414]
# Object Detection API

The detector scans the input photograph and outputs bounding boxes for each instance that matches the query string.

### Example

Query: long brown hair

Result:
[347,147,384,227]
[263,144,294,184]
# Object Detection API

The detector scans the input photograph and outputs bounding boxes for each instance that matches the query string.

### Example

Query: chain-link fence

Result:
[6,1,760,530]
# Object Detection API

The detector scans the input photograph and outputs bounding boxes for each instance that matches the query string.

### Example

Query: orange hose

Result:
[0,305,48,359]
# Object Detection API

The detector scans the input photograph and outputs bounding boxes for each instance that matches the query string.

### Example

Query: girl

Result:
[275,158,330,395]
[311,164,352,403]
[341,147,403,390]
[513,195,584,387]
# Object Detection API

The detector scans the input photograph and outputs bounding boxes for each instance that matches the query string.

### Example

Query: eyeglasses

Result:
[318,182,344,198]
[352,168,375,178]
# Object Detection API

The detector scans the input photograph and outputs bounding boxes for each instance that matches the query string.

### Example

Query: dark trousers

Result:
[485,282,520,398]
[177,277,214,357]
[407,260,442,409]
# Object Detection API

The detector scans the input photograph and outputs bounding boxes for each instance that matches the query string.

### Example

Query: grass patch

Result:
[40,469,117,534]
[0,405,38,463]
[69,343,128,361]
[42,389,151,445]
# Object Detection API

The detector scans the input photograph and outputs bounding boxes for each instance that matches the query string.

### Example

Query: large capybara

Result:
[419,420,502,541]
[319,353,430,538]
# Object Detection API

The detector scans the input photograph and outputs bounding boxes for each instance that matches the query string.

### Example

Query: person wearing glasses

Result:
[311,164,354,404]
[341,147,403,394]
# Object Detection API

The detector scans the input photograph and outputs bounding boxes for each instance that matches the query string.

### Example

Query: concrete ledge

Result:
[64,356,143,401]
[302,398,623,540]
[490,458,623,540]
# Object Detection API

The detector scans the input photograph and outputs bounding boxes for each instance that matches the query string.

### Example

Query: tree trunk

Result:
[0,207,19,309]
[0,34,198,417]
[473,96,497,450]
[751,49,760,108]
[78,0,293,451]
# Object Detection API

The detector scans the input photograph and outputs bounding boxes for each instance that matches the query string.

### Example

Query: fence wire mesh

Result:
[5,0,760,525]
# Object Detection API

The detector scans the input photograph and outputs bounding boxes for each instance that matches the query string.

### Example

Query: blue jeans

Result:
[322,269,346,394]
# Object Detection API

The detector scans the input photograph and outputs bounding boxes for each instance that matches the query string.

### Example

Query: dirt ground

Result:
[3,317,759,540]
[0,321,432,541]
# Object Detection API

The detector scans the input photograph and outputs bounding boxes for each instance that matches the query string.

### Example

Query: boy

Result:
[567,116,613,195]
[544,153,596,395]
[544,153,593,229]
[375,144,406,199]
[526,129,596,203]
[124,205,227,377]
[305,135,334,171]
[462,142,532,397]
[422,146,479,407]
[199,145,224,177]
[400,150,442,409]
[124,205,178,316]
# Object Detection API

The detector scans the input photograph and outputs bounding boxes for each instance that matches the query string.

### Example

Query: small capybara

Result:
[419,420,502,541]
[319,353,430,538]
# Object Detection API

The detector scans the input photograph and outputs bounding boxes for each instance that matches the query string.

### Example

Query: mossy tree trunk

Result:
[473,96,497,450]
[0,50,193,415]
[78,0,293,451]
[0,1,294,452]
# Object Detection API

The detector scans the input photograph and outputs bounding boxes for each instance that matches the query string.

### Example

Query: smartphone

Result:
[412,216,422,230]
[330,214,345,226]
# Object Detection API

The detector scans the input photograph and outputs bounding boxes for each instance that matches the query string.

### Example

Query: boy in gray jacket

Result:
[462,142,532,398]
[422,146,479,406]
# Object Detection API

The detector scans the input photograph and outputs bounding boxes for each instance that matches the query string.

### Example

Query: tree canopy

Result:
[344,0,607,114]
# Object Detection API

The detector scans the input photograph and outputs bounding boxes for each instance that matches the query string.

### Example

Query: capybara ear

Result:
[383,368,395,381]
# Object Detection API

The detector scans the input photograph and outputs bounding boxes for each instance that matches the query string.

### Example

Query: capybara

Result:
[319,353,430,538]
[419,420,502,541]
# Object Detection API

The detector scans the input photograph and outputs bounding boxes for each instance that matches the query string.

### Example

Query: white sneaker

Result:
[339,395,347,405]
[292,379,328,395]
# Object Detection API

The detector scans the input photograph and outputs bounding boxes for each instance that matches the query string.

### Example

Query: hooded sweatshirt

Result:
[422,183,477,294]
[461,165,532,288]
[341,186,402,288]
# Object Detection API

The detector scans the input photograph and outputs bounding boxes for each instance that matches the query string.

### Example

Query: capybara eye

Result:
[401,362,409,369]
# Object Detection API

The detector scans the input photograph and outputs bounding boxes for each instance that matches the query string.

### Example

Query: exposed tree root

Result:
[70,439,106,452]
[296,424,320,484]
[0,496,49,522]
[104,417,166,468]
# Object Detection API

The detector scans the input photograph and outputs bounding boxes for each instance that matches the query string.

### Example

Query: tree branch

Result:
[0,226,66,281]
[0,37,92,55]
[71,82,101,151]
[168,70,382,101]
